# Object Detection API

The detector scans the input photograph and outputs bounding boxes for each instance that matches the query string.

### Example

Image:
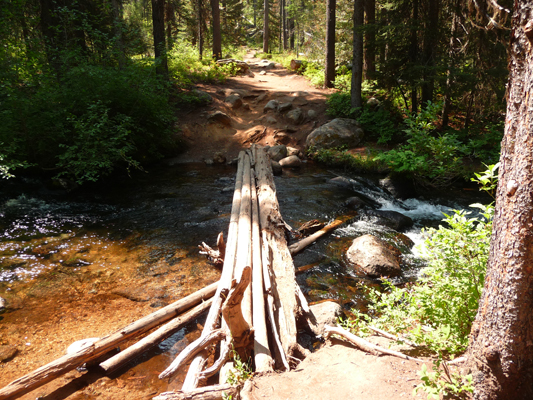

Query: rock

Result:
[279,102,293,112]
[224,94,243,109]
[268,145,288,161]
[279,155,302,168]
[287,146,300,157]
[0,345,18,362]
[256,92,267,102]
[307,109,317,119]
[192,89,212,104]
[306,118,364,150]
[216,58,249,73]
[346,235,401,277]
[379,175,417,199]
[308,301,343,336]
[265,116,278,124]
[286,108,304,125]
[213,152,226,164]
[290,59,304,71]
[207,111,232,127]
[271,160,282,176]
[343,196,366,210]
[363,210,414,231]
[263,100,279,113]
[367,97,380,108]
[242,102,250,110]
[259,70,267,75]
[204,159,214,166]
[0,297,6,314]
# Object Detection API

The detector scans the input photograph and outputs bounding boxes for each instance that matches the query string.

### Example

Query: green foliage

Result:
[343,201,493,356]
[375,102,464,188]
[471,162,500,198]
[463,123,503,164]
[226,351,253,386]
[308,147,386,173]
[326,92,355,119]
[415,358,473,400]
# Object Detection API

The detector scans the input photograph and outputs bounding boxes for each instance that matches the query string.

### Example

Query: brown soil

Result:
[0,51,433,400]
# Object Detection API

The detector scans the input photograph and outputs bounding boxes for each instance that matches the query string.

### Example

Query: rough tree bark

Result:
[466,2,533,399]
[152,0,168,77]
[363,0,375,80]
[324,0,336,88]
[420,0,439,106]
[263,0,269,53]
[210,0,222,59]
[351,0,364,109]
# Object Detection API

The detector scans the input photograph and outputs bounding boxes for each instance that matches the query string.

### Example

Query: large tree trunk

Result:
[324,0,336,88]
[152,0,168,77]
[409,0,419,113]
[263,0,269,53]
[420,0,439,106]
[351,0,364,109]
[363,0,375,80]
[210,0,222,59]
[466,2,533,399]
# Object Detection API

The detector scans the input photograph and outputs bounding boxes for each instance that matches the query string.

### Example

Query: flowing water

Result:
[0,162,488,398]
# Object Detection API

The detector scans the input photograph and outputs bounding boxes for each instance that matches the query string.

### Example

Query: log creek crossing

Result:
[0,147,488,399]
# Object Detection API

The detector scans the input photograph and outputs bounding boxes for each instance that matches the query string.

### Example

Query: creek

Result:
[0,161,488,397]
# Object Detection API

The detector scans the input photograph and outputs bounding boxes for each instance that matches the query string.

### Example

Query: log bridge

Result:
[0,146,342,400]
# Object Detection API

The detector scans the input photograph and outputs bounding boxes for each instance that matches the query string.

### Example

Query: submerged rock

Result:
[0,345,18,362]
[346,234,401,277]
[379,175,417,199]
[363,210,414,231]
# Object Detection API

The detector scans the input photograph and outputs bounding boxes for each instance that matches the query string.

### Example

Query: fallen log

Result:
[289,219,345,255]
[367,325,417,347]
[198,232,225,268]
[153,384,239,400]
[181,151,245,391]
[0,281,218,400]
[100,299,214,373]
[323,325,425,363]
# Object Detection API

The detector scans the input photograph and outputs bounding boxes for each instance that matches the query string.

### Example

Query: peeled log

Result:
[153,384,239,400]
[0,282,218,400]
[289,219,345,255]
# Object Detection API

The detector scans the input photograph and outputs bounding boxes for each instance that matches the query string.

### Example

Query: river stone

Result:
[279,155,302,168]
[287,146,300,157]
[286,108,304,125]
[224,94,243,109]
[367,97,380,108]
[346,235,401,277]
[0,297,6,313]
[213,152,226,164]
[264,100,279,113]
[0,345,18,362]
[379,174,417,199]
[208,111,232,127]
[308,109,317,119]
[274,131,290,144]
[343,196,366,210]
[268,145,288,161]
[256,92,268,102]
[306,118,364,150]
[271,160,283,176]
[308,301,343,336]
[364,210,414,231]
[265,116,278,125]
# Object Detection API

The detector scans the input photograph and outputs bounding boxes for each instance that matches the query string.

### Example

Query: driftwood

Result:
[199,233,225,267]
[289,219,345,255]
[0,282,218,400]
[100,299,214,373]
[323,325,425,363]
[153,384,239,400]
[367,325,417,347]
[181,151,245,391]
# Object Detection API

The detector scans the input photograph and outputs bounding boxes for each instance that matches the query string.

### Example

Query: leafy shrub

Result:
[308,147,387,173]
[326,92,355,119]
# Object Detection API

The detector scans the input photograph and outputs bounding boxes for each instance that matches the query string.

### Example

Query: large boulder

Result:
[286,108,304,125]
[207,111,232,127]
[279,155,302,168]
[346,234,401,277]
[308,301,343,336]
[379,174,417,199]
[306,118,364,150]
[268,145,288,161]
[363,210,413,231]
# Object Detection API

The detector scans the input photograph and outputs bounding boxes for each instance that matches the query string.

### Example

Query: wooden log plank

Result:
[288,219,345,255]
[153,384,239,400]
[0,282,218,400]
[100,299,214,373]
[255,147,301,362]
[251,169,273,372]
[181,151,246,391]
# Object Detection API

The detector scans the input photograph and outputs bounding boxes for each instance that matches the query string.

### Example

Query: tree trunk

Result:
[409,0,419,113]
[351,0,364,109]
[198,0,204,59]
[210,0,222,59]
[152,0,168,77]
[441,0,460,128]
[466,2,533,398]
[420,0,439,106]
[324,0,336,88]
[363,0,375,80]
[263,0,269,53]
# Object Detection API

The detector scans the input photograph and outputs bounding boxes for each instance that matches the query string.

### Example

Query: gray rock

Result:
[271,160,283,176]
[367,97,380,107]
[274,131,290,144]
[0,345,18,362]
[256,92,267,102]
[204,158,214,166]
[279,102,293,112]
[308,301,343,336]
[306,118,364,150]
[265,116,278,124]
[363,210,414,231]
[224,94,243,109]
[207,111,232,127]
[286,108,304,125]
[268,145,288,161]
[379,175,417,199]
[279,155,302,168]
[307,109,317,119]
[264,100,279,113]
[213,152,227,164]
[192,89,212,104]
[346,235,401,278]
[259,70,267,76]
[287,146,300,157]
[343,196,366,210]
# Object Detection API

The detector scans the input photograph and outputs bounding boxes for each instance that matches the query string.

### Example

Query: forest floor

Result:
[0,51,430,400]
